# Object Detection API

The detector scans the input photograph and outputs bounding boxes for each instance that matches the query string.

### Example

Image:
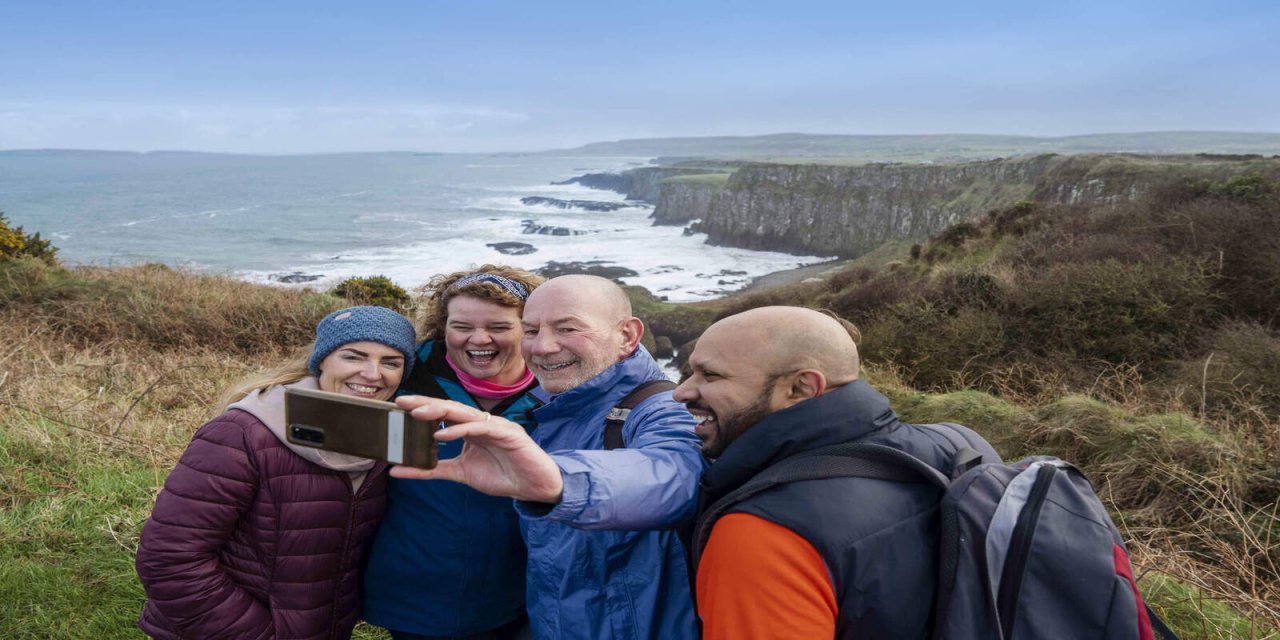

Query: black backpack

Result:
[692,431,1179,640]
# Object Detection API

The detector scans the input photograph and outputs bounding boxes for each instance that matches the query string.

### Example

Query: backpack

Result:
[692,429,1179,640]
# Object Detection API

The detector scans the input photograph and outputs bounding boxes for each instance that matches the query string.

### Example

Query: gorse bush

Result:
[332,275,411,312]
[0,211,58,264]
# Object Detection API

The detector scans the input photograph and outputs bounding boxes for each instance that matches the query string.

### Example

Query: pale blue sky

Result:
[1,0,1276,153]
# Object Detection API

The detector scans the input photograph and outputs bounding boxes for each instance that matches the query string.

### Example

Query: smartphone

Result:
[284,387,438,468]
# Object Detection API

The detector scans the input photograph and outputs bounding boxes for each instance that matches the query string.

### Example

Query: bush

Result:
[331,275,410,312]
[1208,174,1273,204]
[922,222,981,262]
[1144,198,1280,324]
[986,200,1041,238]
[859,302,1008,390]
[826,270,919,325]
[0,212,58,264]
[1176,322,1280,419]
[1011,258,1217,364]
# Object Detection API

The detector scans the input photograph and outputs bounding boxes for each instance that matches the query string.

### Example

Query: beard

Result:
[698,393,776,459]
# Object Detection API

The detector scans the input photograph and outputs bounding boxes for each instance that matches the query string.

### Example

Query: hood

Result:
[228,376,376,474]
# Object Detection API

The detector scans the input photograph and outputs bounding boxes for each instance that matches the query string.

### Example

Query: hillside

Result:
[557,131,1280,162]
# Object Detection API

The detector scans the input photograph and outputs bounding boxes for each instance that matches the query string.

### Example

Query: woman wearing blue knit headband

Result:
[364,264,545,640]
[136,306,416,639]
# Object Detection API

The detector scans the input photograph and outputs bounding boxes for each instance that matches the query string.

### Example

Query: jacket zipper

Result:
[996,463,1057,636]
[329,467,372,640]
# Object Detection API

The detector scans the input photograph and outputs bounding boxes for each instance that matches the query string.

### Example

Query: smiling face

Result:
[444,294,526,384]
[520,277,641,394]
[317,341,406,401]
[673,325,791,458]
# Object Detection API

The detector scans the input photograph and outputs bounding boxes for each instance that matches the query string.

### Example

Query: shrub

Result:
[1176,322,1280,419]
[0,212,58,264]
[826,271,919,325]
[331,275,410,312]
[1011,258,1217,364]
[922,222,981,262]
[986,200,1041,238]
[1208,174,1272,204]
[859,302,1008,390]
[1144,198,1280,324]
[936,270,1004,310]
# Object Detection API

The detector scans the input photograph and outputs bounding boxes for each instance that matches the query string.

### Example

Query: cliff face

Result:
[626,167,719,201]
[650,154,1280,257]
[651,180,722,225]
[558,166,723,201]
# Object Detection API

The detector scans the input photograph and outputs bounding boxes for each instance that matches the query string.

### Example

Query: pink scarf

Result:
[445,353,535,399]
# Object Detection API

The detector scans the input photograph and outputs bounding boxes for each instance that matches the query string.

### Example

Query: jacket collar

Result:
[701,379,901,501]
[532,347,664,416]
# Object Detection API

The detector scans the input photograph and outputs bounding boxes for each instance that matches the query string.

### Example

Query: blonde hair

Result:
[414,264,544,340]
[214,348,312,413]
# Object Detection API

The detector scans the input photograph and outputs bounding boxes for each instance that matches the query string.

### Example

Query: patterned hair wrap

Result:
[449,273,530,300]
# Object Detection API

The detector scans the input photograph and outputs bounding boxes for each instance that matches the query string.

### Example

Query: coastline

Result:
[738,258,854,293]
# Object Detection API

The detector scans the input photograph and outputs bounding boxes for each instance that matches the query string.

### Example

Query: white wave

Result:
[244,207,830,303]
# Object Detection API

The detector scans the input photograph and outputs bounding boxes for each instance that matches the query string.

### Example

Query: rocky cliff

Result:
[649,154,1280,257]
[556,165,726,201]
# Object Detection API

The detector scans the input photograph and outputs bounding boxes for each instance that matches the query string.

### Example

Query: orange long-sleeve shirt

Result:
[697,512,838,639]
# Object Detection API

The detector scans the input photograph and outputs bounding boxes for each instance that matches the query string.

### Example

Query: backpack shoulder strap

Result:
[604,379,677,450]
[919,422,994,477]
[1147,604,1181,640]
[691,442,949,569]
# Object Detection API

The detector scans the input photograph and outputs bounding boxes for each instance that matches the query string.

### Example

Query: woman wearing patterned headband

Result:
[363,265,544,640]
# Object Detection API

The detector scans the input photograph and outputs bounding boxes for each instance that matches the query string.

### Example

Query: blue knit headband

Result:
[449,273,530,300]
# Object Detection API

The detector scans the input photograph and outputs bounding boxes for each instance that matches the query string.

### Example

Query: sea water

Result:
[0,151,829,301]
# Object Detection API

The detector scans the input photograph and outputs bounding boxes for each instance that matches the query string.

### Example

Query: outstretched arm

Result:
[388,395,564,503]
[517,395,706,529]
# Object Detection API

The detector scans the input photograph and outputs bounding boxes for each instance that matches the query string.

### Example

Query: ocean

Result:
[0,151,828,302]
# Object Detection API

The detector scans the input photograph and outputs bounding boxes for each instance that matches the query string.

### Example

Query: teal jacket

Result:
[362,340,541,636]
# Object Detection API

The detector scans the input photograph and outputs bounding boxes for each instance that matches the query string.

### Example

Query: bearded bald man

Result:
[673,306,998,640]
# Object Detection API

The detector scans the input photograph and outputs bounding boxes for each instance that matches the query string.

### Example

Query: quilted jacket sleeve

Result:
[517,394,707,529]
[136,415,273,640]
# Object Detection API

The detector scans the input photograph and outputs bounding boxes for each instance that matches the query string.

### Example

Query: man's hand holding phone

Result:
[390,395,564,505]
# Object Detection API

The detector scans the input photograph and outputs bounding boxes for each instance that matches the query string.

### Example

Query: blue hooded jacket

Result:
[363,340,541,636]
[514,347,706,640]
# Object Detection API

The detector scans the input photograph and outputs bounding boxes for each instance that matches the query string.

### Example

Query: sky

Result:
[1,0,1277,153]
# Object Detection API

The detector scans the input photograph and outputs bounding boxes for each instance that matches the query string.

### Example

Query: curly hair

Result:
[413,264,545,339]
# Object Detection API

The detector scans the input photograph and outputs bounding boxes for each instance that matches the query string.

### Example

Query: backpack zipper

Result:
[996,463,1057,636]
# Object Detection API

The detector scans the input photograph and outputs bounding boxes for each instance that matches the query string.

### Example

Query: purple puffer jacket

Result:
[136,408,388,640]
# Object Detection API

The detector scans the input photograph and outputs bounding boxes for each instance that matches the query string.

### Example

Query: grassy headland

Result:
[3,172,1279,638]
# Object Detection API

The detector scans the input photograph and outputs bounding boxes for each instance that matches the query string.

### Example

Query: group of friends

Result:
[134,265,997,640]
